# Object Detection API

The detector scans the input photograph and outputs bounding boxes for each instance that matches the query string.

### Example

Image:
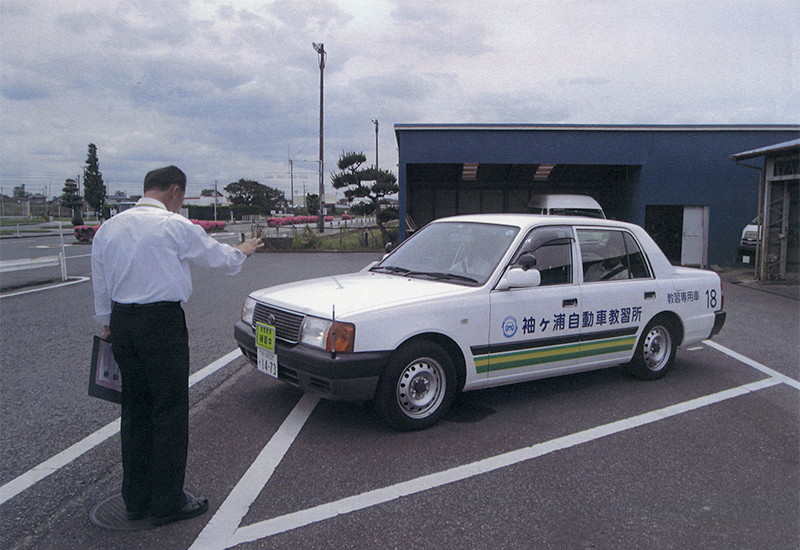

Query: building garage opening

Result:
[645,205,710,267]
[405,163,639,229]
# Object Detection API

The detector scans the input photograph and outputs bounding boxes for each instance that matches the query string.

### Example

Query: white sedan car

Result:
[234,214,726,430]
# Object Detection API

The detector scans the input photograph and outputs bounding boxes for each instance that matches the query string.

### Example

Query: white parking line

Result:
[704,340,800,390]
[0,349,243,506]
[189,393,320,550]
[0,276,90,298]
[188,339,799,549]
[225,377,783,547]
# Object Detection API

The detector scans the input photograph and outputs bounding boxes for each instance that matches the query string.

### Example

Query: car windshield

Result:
[371,221,520,286]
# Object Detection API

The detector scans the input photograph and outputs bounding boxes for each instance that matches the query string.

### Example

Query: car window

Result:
[512,225,573,286]
[548,208,605,219]
[374,221,519,285]
[578,229,652,282]
[623,232,651,278]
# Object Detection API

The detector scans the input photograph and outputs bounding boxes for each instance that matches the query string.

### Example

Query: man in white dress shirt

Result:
[91,165,263,526]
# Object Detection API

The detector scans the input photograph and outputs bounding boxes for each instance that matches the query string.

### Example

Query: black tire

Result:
[623,317,677,380]
[375,340,457,431]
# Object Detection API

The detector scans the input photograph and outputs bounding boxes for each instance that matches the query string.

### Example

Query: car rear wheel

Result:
[375,341,457,431]
[624,317,677,380]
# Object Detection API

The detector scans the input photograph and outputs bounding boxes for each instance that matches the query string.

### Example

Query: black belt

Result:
[113,301,181,310]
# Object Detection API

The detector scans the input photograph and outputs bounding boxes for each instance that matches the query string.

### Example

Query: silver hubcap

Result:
[642,326,671,371]
[396,358,445,419]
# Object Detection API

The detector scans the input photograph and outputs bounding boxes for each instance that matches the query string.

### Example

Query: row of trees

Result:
[59,143,105,221]
[56,146,400,232]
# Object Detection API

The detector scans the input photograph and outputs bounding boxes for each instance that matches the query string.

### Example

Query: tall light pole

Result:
[372,119,379,170]
[213,180,218,222]
[289,159,294,209]
[313,42,326,233]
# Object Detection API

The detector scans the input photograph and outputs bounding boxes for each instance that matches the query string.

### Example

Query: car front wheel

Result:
[624,317,677,380]
[375,340,457,431]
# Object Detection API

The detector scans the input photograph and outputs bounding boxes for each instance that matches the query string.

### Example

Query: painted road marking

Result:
[0,276,90,298]
[1,338,795,550]
[188,393,320,550]
[224,379,783,548]
[189,340,797,549]
[0,349,243,506]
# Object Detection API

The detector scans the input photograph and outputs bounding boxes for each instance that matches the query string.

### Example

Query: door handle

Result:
[645,291,656,300]
[563,298,578,308]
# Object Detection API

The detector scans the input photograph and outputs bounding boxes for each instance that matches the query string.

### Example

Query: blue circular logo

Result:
[502,316,518,338]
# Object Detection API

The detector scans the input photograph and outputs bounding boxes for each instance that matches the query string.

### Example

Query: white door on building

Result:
[681,206,709,268]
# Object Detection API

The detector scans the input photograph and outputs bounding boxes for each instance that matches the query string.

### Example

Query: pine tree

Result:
[60,178,83,218]
[83,143,106,217]
[331,151,399,244]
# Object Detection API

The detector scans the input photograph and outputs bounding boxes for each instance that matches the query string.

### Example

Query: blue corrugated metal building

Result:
[393,124,799,267]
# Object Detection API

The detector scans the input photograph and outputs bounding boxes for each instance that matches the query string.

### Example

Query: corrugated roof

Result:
[730,138,800,161]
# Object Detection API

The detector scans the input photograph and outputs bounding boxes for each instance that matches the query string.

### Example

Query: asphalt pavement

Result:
[0,235,797,550]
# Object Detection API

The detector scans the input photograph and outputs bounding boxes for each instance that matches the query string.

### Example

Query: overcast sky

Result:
[1,0,798,200]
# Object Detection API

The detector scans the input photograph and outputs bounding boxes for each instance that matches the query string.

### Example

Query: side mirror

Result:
[499,266,542,289]
[384,242,393,254]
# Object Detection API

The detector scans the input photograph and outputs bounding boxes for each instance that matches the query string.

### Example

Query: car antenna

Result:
[331,305,336,360]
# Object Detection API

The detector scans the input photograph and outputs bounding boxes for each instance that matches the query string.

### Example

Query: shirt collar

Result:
[135,197,168,210]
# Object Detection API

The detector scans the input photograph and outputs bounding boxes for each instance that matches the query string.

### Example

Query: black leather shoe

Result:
[126,509,148,521]
[151,497,209,526]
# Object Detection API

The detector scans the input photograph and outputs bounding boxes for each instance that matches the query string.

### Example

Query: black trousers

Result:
[110,302,190,518]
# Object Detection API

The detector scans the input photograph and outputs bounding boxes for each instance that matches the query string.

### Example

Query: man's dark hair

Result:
[143,166,187,193]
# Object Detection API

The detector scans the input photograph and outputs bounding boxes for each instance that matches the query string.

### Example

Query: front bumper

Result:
[234,321,390,401]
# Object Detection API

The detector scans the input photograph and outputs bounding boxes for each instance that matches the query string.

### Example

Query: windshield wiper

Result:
[371,265,478,284]
[406,271,479,284]
[370,265,410,274]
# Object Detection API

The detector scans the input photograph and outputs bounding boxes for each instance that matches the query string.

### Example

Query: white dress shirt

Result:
[91,197,246,325]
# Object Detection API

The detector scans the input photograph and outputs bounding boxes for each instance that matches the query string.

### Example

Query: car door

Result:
[576,227,658,366]
[483,225,584,383]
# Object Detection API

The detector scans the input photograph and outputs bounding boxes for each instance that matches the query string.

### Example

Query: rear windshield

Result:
[548,208,605,219]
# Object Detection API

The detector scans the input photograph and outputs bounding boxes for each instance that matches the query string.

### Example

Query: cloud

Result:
[1,79,51,101]
[0,0,797,198]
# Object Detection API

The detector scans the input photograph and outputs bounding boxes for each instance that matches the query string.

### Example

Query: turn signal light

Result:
[326,322,355,353]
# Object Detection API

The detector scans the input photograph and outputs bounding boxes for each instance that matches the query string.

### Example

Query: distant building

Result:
[394,123,800,267]
[182,195,231,207]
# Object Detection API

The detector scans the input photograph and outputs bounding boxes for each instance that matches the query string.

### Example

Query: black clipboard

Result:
[89,336,122,404]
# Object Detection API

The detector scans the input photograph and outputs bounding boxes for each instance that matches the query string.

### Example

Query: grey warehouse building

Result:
[393,124,800,268]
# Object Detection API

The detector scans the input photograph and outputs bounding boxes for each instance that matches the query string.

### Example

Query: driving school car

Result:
[234,214,726,430]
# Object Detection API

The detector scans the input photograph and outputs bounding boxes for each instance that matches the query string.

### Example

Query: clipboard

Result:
[89,336,122,404]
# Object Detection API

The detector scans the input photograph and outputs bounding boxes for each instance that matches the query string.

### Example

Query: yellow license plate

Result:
[256,323,275,352]
[255,323,277,378]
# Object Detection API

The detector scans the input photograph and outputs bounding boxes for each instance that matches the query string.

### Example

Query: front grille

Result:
[252,303,304,344]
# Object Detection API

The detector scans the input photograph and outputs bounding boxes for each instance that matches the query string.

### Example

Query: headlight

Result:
[241,297,257,326]
[300,315,355,353]
[300,316,330,349]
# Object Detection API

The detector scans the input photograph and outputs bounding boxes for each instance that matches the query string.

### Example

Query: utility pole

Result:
[372,119,379,170]
[214,180,218,222]
[313,42,326,233]
[289,159,294,209]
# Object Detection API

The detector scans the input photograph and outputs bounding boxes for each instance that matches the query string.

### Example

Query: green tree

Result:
[330,151,399,244]
[83,143,106,217]
[13,184,31,198]
[305,193,320,217]
[60,178,83,217]
[224,179,286,213]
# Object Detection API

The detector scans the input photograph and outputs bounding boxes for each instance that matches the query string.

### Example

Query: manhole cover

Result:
[90,491,196,531]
